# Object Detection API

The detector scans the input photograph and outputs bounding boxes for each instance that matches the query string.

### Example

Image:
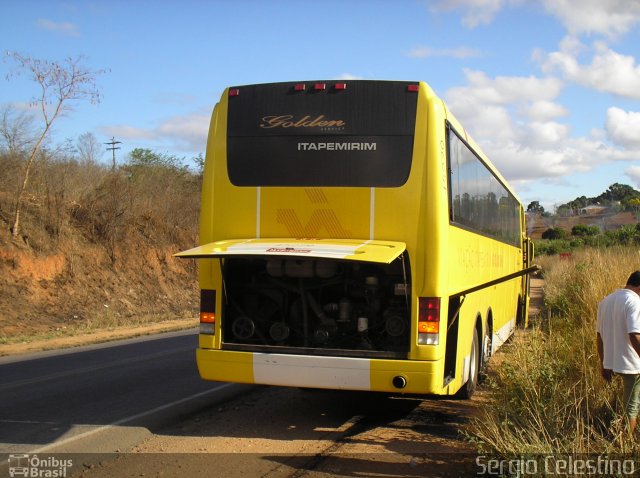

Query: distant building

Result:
[579,205,607,215]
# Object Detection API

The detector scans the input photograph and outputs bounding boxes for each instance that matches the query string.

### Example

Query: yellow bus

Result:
[177,80,535,398]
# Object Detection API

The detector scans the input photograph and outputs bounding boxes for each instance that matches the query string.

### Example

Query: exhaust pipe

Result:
[392,375,407,389]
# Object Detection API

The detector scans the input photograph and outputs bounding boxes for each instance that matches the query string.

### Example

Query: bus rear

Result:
[178,80,471,394]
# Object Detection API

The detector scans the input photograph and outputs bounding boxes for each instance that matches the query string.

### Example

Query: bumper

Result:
[196,348,444,395]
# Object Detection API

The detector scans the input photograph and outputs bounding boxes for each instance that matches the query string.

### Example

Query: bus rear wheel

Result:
[456,327,479,399]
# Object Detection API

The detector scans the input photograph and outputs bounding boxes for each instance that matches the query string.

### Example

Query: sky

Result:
[1,0,640,211]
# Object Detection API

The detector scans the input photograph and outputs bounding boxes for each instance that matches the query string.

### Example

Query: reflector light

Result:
[334,83,347,90]
[418,321,439,334]
[200,312,215,323]
[407,84,420,92]
[294,83,306,91]
[314,83,326,90]
[229,88,240,97]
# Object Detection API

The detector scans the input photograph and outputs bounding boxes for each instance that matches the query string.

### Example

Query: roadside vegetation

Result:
[0,51,203,346]
[469,246,640,454]
[535,223,640,255]
[0,136,202,343]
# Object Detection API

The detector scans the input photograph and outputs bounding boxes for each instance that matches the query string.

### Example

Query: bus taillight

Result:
[200,289,216,335]
[418,297,440,345]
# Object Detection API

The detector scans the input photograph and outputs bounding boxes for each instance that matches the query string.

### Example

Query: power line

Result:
[104,137,122,170]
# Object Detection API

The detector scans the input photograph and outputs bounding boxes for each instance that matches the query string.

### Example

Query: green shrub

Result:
[571,224,599,236]
[542,227,566,240]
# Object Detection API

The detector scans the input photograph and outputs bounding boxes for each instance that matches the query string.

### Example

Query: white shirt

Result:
[597,288,640,374]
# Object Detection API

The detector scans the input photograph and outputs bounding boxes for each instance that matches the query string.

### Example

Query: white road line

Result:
[27,383,235,453]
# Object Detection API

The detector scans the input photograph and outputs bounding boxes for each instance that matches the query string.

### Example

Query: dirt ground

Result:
[68,279,545,478]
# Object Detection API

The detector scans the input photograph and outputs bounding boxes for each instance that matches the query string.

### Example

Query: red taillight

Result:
[229,88,240,97]
[418,297,440,335]
[313,83,326,90]
[294,83,306,91]
[419,297,440,321]
[407,84,419,92]
[334,83,347,90]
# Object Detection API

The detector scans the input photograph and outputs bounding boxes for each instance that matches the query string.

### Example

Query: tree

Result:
[596,183,639,205]
[571,224,599,237]
[76,132,103,164]
[526,201,545,214]
[0,105,36,154]
[6,52,106,239]
[542,227,566,240]
[127,148,184,170]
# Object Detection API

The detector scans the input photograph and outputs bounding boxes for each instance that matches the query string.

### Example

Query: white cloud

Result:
[541,0,640,39]
[448,69,563,104]
[337,73,364,80]
[430,0,640,37]
[606,107,640,149]
[626,166,640,188]
[430,0,524,28]
[102,113,209,153]
[519,100,568,121]
[36,19,80,37]
[540,39,640,99]
[444,69,639,184]
[527,121,570,145]
[407,46,482,59]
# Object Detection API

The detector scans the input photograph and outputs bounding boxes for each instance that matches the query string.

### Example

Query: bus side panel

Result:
[445,226,522,392]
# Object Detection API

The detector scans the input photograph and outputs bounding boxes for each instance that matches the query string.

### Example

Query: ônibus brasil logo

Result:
[8,454,73,477]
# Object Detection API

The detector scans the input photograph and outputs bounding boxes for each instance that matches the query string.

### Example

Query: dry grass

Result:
[468,247,640,454]
[0,310,196,346]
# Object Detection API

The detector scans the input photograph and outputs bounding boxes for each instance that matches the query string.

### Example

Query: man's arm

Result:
[597,332,612,382]
[629,333,640,359]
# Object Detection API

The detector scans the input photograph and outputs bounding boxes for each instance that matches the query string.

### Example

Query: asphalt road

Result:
[0,329,248,455]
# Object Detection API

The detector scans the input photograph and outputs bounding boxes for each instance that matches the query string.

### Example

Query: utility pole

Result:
[105,137,122,170]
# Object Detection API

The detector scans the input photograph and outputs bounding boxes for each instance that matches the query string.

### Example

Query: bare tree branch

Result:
[5,52,107,239]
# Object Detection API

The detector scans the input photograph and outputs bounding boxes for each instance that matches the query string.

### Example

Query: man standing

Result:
[597,270,640,435]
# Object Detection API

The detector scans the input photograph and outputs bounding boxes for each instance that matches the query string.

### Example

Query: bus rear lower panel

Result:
[219,256,411,359]
[196,349,441,394]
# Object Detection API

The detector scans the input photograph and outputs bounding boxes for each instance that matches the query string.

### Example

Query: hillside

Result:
[527,210,638,239]
[1,148,637,343]
[0,224,198,339]
[0,151,201,342]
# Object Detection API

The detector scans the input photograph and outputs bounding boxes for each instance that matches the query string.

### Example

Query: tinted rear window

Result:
[226,81,418,187]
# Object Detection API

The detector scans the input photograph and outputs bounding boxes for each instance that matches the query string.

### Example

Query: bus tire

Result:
[456,327,480,399]
[479,323,492,383]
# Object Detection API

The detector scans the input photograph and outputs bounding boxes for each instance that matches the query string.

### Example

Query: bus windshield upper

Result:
[226,81,418,187]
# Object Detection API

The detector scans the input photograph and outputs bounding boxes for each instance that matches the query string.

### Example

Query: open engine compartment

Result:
[220,254,411,358]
